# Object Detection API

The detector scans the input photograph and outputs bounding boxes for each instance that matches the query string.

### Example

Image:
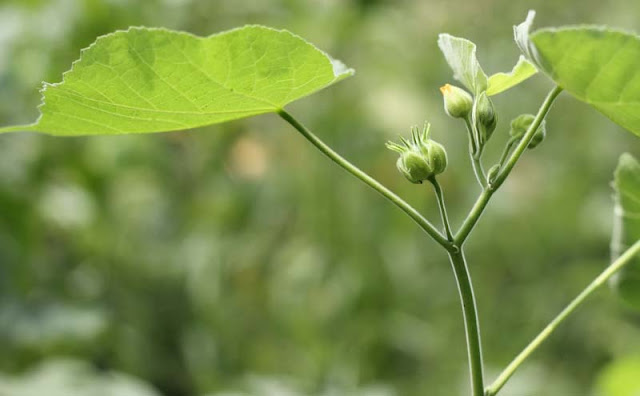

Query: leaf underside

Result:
[611,153,640,309]
[531,27,640,137]
[437,34,488,95]
[0,26,353,136]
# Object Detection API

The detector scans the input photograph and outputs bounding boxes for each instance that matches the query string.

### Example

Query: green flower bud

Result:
[474,92,497,144]
[396,151,433,184]
[510,113,546,149]
[440,84,473,119]
[423,140,448,175]
[386,123,447,184]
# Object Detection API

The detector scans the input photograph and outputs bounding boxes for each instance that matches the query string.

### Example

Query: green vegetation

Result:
[1,2,639,396]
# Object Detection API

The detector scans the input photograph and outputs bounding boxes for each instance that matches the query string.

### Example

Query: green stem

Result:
[497,137,518,169]
[473,153,487,188]
[485,239,640,396]
[448,248,485,396]
[464,116,478,155]
[455,86,563,245]
[493,85,563,188]
[464,116,486,188]
[429,176,454,241]
[277,109,454,251]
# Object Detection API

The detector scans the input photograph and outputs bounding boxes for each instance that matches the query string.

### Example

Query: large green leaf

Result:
[437,34,488,95]
[611,153,640,309]
[0,26,353,136]
[523,15,640,136]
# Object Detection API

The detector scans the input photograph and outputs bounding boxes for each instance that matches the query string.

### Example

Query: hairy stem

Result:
[277,109,454,251]
[485,239,640,396]
[455,86,563,245]
[429,176,454,241]
[448,249,485,396]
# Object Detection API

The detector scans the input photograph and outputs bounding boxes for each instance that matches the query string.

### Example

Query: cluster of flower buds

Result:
[386,123,447,184]
[440,84,497,147]
[510,113,546,149]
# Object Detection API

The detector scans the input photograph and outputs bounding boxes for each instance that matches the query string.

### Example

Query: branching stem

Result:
[277,109,455,252]
[455,86,563,245]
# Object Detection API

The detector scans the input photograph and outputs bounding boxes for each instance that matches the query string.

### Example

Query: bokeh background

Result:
[1,0,640,395]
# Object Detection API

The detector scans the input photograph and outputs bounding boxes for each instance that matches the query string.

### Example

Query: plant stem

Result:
[497,137,518,169]
[485,239,640,396]
[493,85,563,189]
[464,116,486,188]
[277,109,454,251]
[429,176,454,241]
[455,86,563,245]
[448,248,485,396]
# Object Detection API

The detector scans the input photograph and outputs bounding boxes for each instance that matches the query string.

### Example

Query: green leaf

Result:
[611,153,640,309]
[0,26,353,136]
[438,34,488,95]
[528,23,640,136]
[486,56,537,96]
[595,355,640,396]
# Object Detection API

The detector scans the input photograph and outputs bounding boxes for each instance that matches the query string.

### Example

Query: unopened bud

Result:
[386,123,448,184]
[440,84,473,119]
[475,92,497,144]
[510,114,546,149]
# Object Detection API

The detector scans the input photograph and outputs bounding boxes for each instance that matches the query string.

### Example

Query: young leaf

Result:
[514,10,544,70]
[438,34,488,95]
[486,56,537,96]
[0,26,353,136]
[528,24,640,137]
[611,153,640,309]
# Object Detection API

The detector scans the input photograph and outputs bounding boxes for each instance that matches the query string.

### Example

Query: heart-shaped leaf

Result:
[611,153,640,309]
[0,26,353,136]
[516,11,640,137]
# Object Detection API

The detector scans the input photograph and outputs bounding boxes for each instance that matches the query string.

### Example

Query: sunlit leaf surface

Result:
[0,26,353,136]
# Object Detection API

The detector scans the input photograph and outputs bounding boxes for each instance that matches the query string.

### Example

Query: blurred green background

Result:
[1,0,640,395]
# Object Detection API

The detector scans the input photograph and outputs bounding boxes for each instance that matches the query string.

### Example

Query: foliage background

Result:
[1,0,640,395]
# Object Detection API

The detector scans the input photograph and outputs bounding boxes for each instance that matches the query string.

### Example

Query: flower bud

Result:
[396,151,433,184]
[474,92,497,144]
[440,84,473,119]
[386,123,447,184]
[423,140,448,175]
[510,114,546,149]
